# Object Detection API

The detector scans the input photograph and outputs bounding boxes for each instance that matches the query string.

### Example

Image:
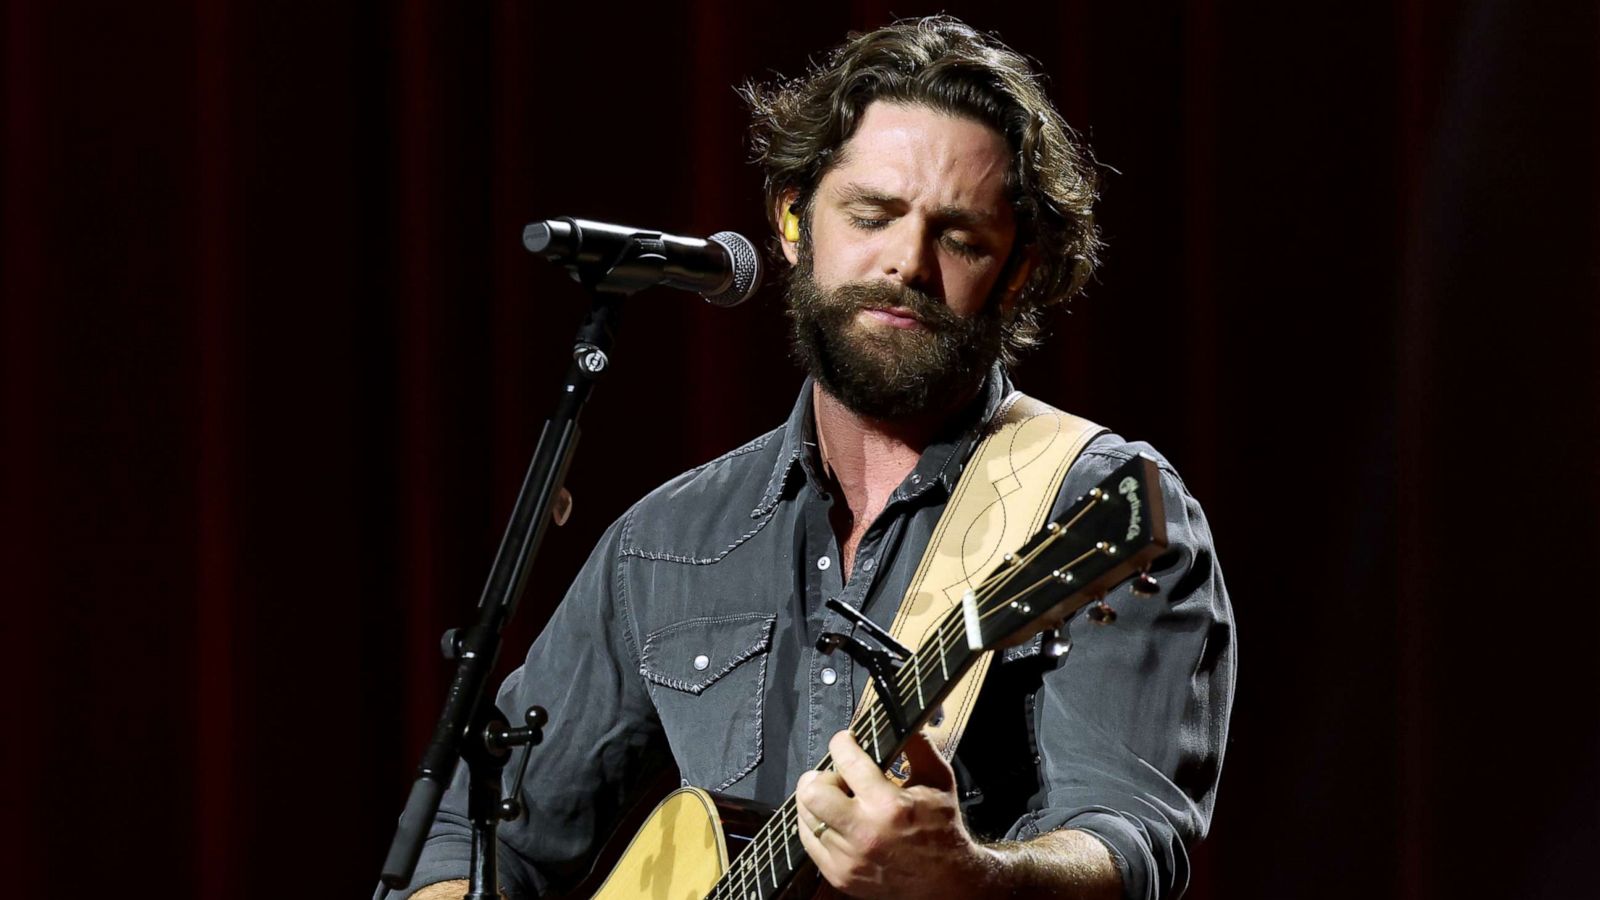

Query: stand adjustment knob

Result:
[439,627,463,661]
[494,706,548,821]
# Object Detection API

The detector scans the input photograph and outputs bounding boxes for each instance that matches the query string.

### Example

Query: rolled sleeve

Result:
[1014,444,1235,900]
[383,510,671,899]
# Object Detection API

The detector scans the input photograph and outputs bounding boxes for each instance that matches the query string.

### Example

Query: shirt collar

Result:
[753,364,1015,517]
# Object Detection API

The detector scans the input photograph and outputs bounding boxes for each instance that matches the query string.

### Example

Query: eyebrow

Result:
[834,182,999,229]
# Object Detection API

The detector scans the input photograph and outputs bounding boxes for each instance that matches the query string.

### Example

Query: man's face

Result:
[782,102,1022,420]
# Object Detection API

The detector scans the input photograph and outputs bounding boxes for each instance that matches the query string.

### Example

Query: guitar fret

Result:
[743,848,759,899]
[747,840,758,892]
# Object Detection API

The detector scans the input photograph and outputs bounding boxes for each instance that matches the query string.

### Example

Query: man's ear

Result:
[774,190,801,266]
[999,247,1037,314]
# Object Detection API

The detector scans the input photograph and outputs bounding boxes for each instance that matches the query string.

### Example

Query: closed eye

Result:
[942,234,985,259]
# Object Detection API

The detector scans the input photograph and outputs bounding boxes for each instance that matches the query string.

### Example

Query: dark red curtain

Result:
[3,1,1596,896]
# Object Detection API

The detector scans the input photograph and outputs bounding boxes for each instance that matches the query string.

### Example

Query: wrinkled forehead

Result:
[821,102,1013,221]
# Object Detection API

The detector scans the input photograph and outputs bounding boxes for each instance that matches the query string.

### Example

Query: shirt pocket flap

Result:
[639,612,776,695]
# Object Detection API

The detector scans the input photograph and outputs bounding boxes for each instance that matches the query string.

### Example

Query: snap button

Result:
[910,473,921,484]
[693,654,710,671]
[820,667,838,685]
[860,557,875,572]
[817,556,831,571]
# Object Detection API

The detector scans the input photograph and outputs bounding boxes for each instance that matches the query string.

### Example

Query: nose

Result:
[882,220,936,290]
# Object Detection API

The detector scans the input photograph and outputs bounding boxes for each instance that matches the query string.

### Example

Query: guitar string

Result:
[710,497,1116,898]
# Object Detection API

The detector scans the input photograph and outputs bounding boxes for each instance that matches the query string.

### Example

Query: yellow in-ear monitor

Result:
[783,208,800,243]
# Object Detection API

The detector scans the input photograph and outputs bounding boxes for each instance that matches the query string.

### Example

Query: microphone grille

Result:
[706,231,764,307]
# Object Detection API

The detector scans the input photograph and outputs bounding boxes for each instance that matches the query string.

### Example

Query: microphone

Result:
[523,217,763,306]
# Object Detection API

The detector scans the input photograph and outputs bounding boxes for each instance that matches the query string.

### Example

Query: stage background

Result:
[3,1,1596,896]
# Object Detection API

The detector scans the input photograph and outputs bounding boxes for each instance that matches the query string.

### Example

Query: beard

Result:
[784,257,1006,421]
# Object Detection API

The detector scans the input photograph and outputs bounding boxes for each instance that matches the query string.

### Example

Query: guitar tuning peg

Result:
[1132,571,1160,597]
[1088,601,1117,625]
[1041,628,1071,658]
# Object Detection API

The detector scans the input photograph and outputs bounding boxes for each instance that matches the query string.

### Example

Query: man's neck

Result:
[811,382,971,523]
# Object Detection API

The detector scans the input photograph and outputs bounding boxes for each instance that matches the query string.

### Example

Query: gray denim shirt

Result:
[390,369,1235,900]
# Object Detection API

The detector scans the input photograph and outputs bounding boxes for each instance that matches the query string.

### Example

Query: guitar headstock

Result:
[966,454,1168,651]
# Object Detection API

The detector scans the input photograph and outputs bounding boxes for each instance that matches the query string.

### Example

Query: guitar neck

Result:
[707,609,983,900]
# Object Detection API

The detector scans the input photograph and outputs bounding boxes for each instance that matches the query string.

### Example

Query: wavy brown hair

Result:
[742,16,1102,364]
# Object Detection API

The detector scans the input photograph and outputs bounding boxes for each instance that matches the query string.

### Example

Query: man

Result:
[395,16,1233,900]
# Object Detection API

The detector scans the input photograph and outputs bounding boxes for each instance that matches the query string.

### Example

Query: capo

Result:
[816,598,915,739]
[823,597,911,660]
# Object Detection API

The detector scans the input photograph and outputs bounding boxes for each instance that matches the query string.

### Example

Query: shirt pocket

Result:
[639,612,775,792]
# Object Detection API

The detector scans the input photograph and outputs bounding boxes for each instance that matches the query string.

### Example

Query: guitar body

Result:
[591,788,820,900]
[590,788,725,900]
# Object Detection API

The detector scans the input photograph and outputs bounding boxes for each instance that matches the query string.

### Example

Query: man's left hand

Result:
[794,729,997,899]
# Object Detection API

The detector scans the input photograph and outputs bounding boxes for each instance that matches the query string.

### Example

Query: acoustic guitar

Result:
[588,454,1167,900]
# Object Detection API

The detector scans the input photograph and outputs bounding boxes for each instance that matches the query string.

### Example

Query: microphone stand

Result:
[380,249,646,898]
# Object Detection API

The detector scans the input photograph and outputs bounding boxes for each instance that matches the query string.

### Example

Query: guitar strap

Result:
[855,391,1105,770]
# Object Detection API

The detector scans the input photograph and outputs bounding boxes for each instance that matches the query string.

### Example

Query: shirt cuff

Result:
[373,834,472,900]
[1009,806,1175,900]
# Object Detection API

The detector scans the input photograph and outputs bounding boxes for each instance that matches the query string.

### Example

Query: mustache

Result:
[826,281,960,328]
